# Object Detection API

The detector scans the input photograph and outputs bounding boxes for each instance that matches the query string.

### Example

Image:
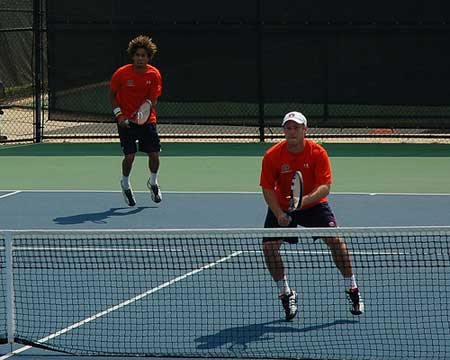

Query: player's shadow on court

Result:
[195,319,358,351]
[53,207,152,225]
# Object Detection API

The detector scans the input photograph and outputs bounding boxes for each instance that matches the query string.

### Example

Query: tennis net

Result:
[0,227,449,359]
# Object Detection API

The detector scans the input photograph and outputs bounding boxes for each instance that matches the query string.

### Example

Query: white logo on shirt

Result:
[281,164,290,173]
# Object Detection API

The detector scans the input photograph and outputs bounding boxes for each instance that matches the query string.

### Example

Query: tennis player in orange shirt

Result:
[108,35,162,206]
[260,111,364,321]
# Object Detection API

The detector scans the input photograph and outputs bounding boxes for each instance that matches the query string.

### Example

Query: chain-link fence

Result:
[0,0,38,144]
[2,1,450,144]
[43,0,450,143]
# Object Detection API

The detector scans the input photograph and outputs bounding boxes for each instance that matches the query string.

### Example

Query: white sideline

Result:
[0,189,450,196]
[0,191,21,199]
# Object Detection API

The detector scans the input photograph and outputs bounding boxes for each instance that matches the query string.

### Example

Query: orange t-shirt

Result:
[260,139,332,211]
[110,64,162,123]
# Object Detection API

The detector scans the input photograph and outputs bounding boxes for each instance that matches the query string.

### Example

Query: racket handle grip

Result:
[279,213,292,226]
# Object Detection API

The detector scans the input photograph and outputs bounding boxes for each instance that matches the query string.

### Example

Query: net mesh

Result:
[1,227,449,359]
[0,235,6,343]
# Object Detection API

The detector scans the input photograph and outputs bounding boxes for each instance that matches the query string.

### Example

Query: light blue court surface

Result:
[0,191,449,229]
[0,191,449,360]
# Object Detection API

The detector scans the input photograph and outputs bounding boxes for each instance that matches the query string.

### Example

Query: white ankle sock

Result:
[276,277,291,296]
[344,274,357,290]
[149,172,158,186]
[121,176,130,189]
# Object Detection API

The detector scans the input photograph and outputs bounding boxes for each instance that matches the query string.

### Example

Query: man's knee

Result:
[262,240,282,254]
[124,153,135,162]
[147,152,159,160]
[322,236,345,249]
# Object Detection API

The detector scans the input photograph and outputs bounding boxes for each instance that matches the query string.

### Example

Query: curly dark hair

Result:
[127,35,158,59]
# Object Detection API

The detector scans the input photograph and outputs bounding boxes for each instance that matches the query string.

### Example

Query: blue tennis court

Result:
[1,190,449,229]
[0,191,449,359]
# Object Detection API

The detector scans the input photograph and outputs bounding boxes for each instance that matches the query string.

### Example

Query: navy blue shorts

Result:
[117,122,161,155]
[263,202,338,243]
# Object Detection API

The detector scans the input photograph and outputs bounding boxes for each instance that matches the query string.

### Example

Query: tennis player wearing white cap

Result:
[259,111,364,321]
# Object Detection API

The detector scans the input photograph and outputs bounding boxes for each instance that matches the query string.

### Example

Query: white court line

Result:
[0,250,243,360]
[0,191,21,199]
[6,247,407,256]
[3,225,449,233]
[0,189,262,194]
[326,191,450,196]
[0,189,449,196]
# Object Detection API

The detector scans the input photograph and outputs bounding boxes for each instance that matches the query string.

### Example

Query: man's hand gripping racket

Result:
[286,171,303,223]
[131,99,152,125]
[121,99,152,127]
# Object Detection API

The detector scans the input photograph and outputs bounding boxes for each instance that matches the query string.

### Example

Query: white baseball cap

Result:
[282,111,307,127]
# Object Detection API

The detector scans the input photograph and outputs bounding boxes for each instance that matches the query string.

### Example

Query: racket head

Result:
[131,99,152,125]
[289,171,303,211]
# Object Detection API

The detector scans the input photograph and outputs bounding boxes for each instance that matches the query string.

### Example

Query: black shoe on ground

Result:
[279,289,298,321]
[147,180,162,203]
[346,288,364,315]
[120,181,136,207]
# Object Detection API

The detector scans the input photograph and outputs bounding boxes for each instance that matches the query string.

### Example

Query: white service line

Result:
[0,250,243,360]
[0,189,449,196]
[0,191,21,199]
[9,247,407,256]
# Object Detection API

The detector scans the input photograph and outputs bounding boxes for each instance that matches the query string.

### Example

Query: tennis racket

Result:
[130,99,152,125]
[288,171,303,212]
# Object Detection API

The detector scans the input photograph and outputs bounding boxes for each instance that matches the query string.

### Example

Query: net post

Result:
[4,231,16,345]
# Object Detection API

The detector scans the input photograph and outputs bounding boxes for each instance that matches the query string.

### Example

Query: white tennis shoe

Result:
[120,181,136,207]
[279,289,298,321]
[147,180,162,203]
[346,288,364,315]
